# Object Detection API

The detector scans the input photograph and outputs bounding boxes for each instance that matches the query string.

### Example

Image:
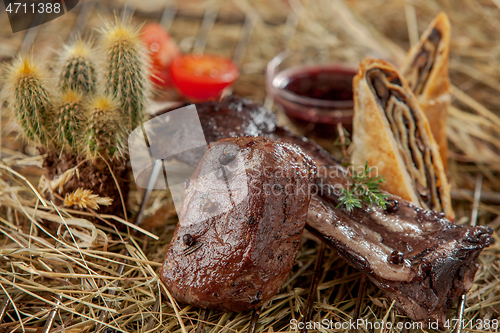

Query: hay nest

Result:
[0,0,499,332]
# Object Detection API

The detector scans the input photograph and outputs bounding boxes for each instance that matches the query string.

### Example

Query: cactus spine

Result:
[4,54,54,147]
[58,38,98,95]
[100,15,150,131]
[3,16,153,220]
[54,90,85,151]
[84,95,126,160]
[54,38,96,153]
[5,17,151,161]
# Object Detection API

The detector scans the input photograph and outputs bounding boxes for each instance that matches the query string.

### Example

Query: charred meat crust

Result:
[306,186,492,329]
[160,136,316,312]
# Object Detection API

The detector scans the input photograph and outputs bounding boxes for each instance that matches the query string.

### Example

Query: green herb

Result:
[335,124,390,212]
[337,161,391,212]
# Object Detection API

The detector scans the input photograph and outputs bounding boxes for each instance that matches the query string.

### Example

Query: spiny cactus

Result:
[99,15,150,131]
[84,94,127,160]
[54,89,85,151]
[4,54,54,147]
[58,38,98,95]
[3,17,151,221]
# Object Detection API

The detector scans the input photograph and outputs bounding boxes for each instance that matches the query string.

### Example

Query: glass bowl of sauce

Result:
[266,51,358,138]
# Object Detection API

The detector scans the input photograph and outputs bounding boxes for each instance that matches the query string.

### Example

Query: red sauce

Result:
[281,67,354,102]
[270,64,357,138]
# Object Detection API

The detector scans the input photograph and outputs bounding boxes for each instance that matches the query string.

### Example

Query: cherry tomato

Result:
[141,23,180,87]
[169,54,239,100]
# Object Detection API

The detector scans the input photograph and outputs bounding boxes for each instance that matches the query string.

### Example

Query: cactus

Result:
[99,15,150,131]
[4,17,152,221]
[84,94,127,160]
[58,38,98,95]
[3,54,54,147]
[54,90,85,152]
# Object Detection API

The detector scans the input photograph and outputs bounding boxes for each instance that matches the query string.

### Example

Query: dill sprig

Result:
[337,162,391,212]
[335,124,390,212]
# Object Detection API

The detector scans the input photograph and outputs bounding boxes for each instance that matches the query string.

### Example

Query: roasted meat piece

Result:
[306,190,492,329]
[160,136,316,311]
[158,96,493,328]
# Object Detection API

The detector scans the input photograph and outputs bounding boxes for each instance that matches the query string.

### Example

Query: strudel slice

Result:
[400,13,451,168]
[351,58,454,221]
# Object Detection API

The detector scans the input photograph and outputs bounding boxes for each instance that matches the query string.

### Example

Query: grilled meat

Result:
[160,136,316,311]
[159,95,493,328]
[307,189,492,329]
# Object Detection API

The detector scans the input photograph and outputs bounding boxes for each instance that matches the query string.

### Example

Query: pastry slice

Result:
[400,12,451,168]
[351,58,454,221]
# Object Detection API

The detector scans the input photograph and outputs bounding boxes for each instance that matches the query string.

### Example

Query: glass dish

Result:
[266,50,358,138]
